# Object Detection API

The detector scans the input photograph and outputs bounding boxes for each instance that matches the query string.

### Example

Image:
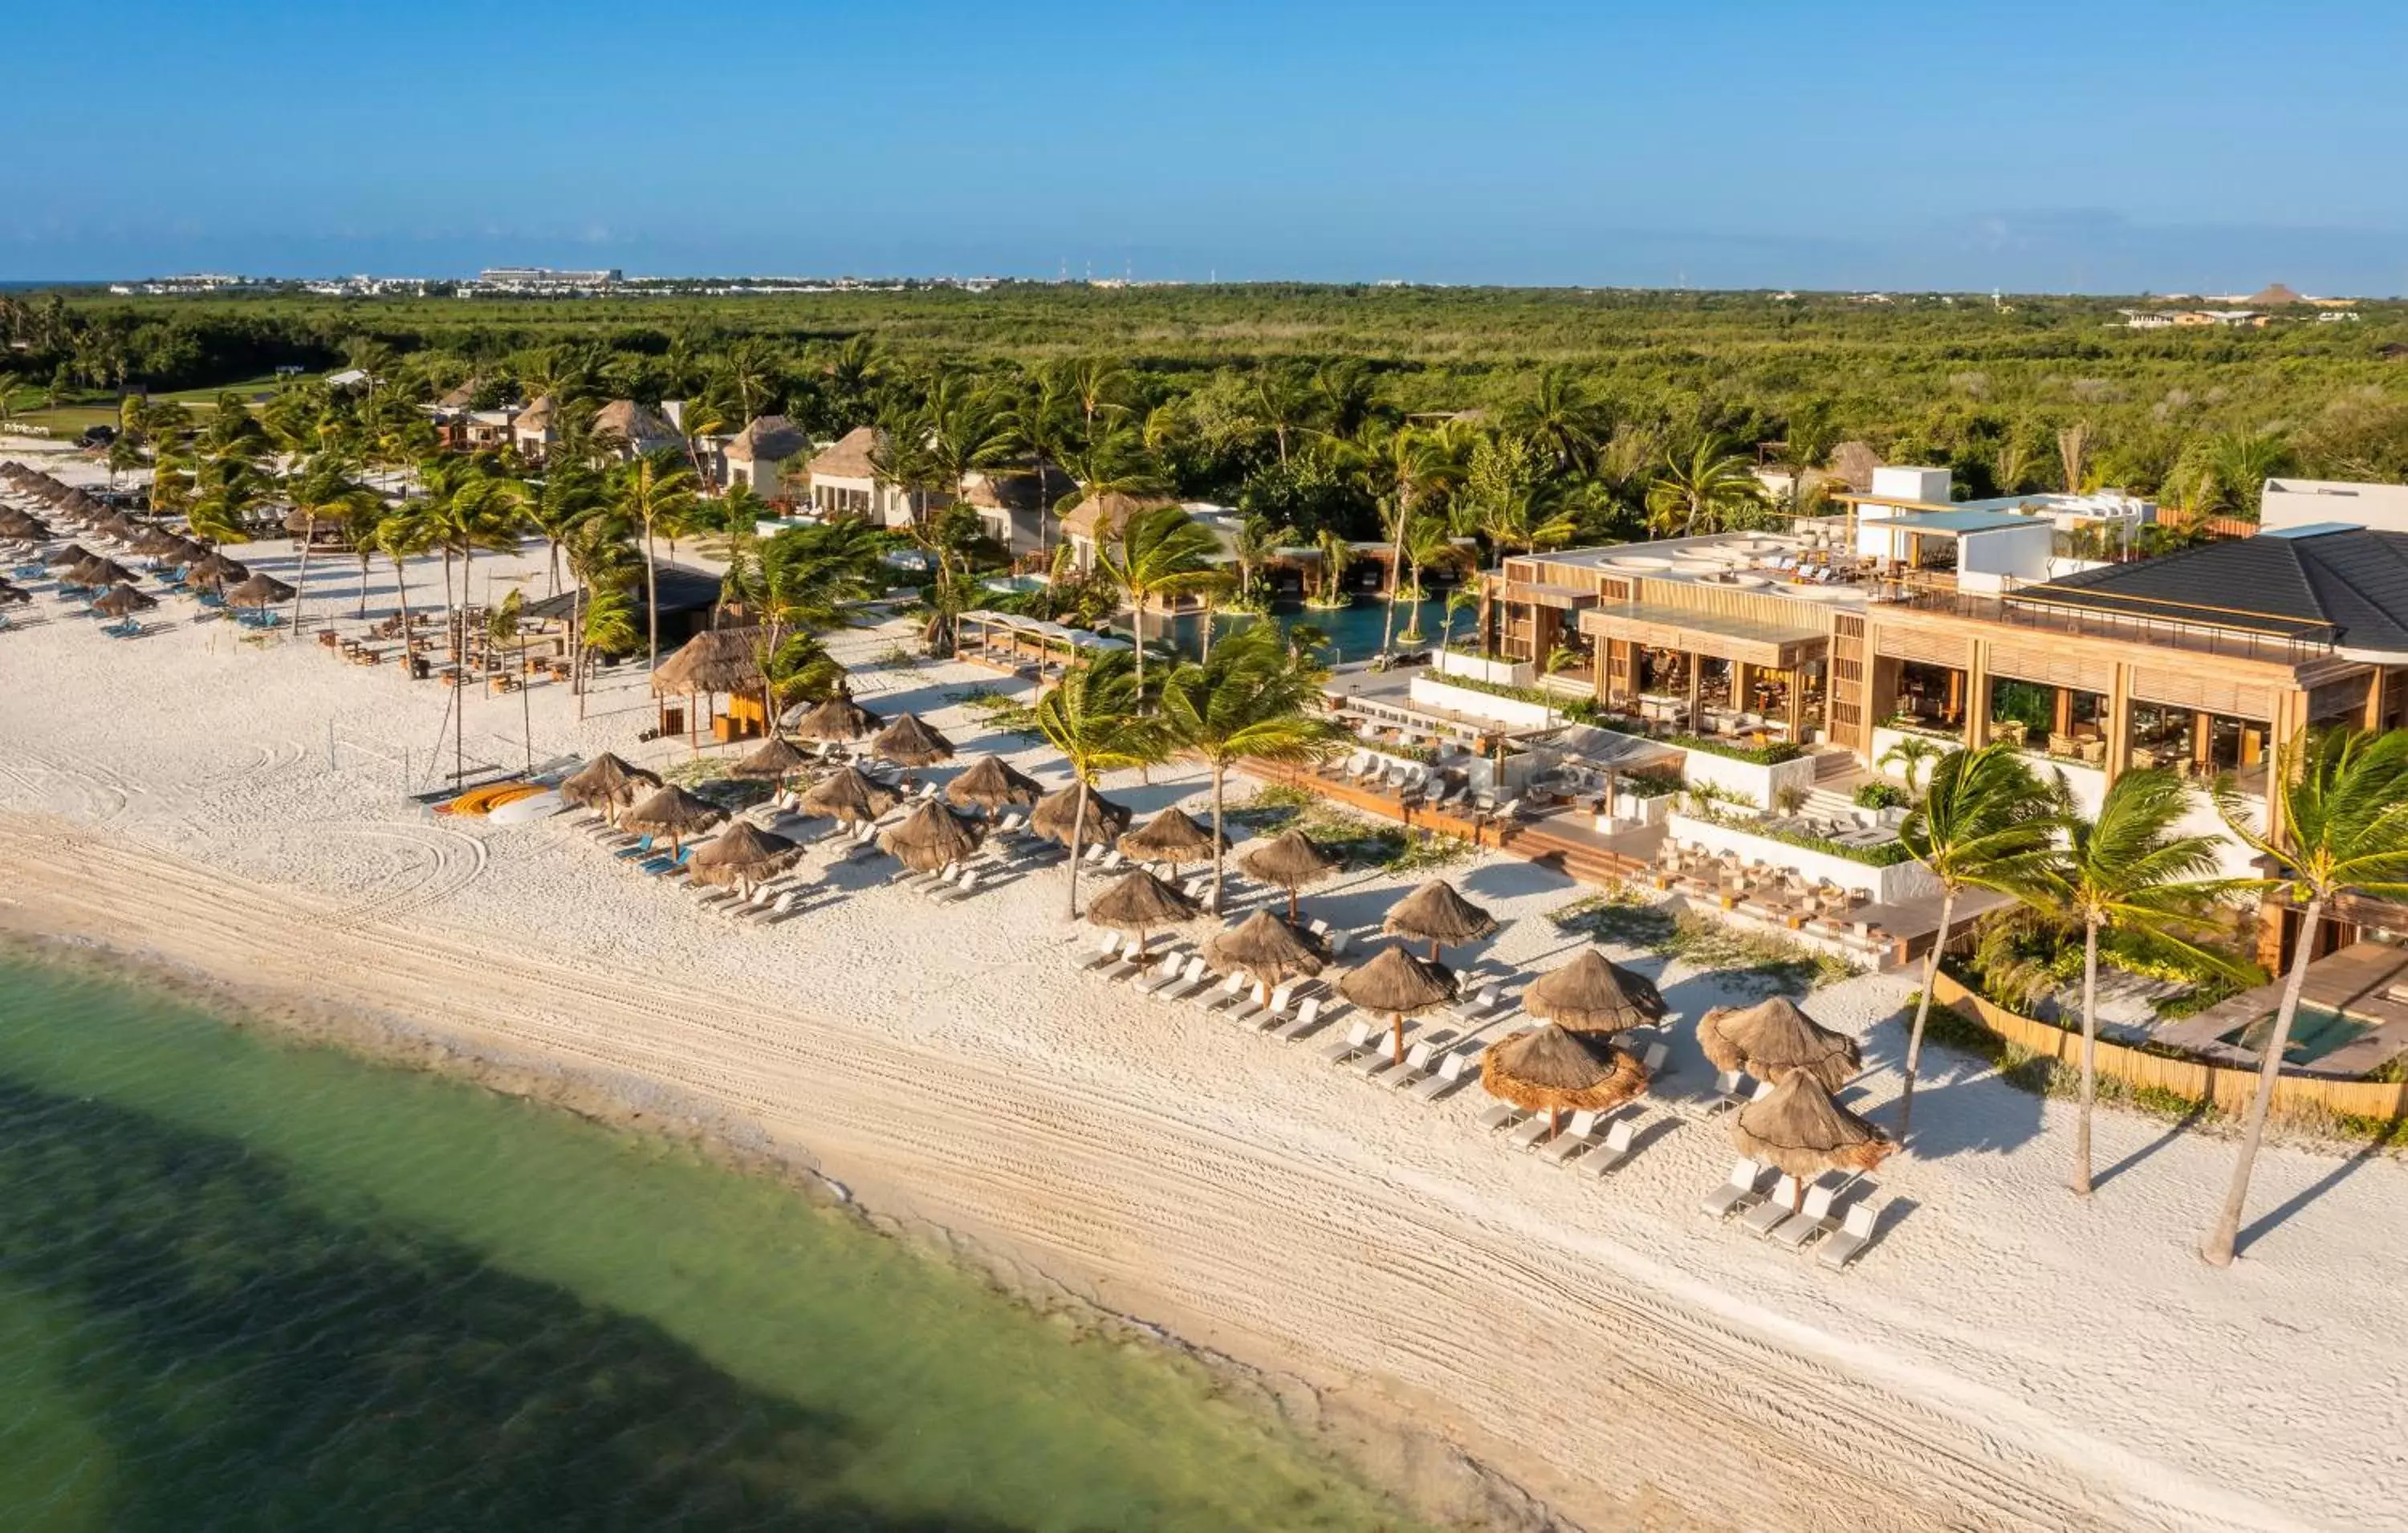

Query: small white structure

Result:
[511,395,557,459]
[1867,466,1952,506]
[2259,477,2408,536]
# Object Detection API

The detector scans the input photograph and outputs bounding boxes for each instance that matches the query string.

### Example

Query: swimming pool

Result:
[1145,597,1446,665]
[2219,1002,2372,1064]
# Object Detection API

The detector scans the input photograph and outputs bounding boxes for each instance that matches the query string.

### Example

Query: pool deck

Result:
[2155,940,2408,1078]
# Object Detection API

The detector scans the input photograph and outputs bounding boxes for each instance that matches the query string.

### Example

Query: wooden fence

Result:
[1930,972,2408,1124]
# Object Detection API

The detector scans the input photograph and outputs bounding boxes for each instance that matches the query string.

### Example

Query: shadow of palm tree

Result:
[2235,1112,2407,1256]
[0,1076,1028,1533]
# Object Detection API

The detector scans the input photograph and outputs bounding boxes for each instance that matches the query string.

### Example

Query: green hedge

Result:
[1687,806,1914,868]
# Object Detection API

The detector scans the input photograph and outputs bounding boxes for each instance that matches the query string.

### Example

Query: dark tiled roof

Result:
[2013,528,2408,656]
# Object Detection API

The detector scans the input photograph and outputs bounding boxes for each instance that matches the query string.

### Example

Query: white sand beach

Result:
[3,449,2403,1531]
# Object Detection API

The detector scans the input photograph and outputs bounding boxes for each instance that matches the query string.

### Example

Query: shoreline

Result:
[0,905,1562,1533]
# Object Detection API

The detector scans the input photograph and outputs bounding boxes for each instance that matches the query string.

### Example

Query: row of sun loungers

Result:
[1698,1158,1886,1268]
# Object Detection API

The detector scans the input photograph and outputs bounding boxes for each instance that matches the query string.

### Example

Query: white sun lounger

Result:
[1271,995,1324,1041]
[1383,1039,1439,1088]
[1817,1201,1882,1271]
[1234,980,1298,1028]
[1506,1109,1561,1151]
[1155,955,1213,1002]
[1577,1116,1640,1177]
[1196,973,1249,1011]
[1537,1109,1602,1163]
[1319,1019,1376,1064]
[741,888,804,925]
[1412,1050,1478,1102]
[1478,1092,1528,1131]
[1769,1176,1853,1248]
[1446,985,1500,1024]
[1205,977,1263,1015]
[1078,932,1127,970]
[1740,1176,1803,1237]
[1349,1025,1416,1076]
[1699,1158,1768,1219]
[1132,953,1187,996]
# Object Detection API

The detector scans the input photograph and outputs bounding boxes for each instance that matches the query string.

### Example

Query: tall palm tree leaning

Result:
[611,446,698,671]
[1093,502,1225,699]
[1157,624,1348,910]
[1034,650,1165,921]
[1646,437,1768,537]
[2200,729,2408,1266]
[2025,768,2244,1196]
[372,506,436,680]
[1896,743,2058,1144]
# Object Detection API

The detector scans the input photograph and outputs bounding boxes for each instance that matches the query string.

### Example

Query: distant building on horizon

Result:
[472,266,623,295]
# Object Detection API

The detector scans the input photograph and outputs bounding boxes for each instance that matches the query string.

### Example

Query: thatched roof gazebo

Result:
[798,765,900,827]
[791,688,881,745]
[619,784,726,851]
[1381,878,1498,962]
[1523,949,1667,1035]
[1030,783,1131,849]
[650,626,769,746]
[730,734,812,786]
[869,713,954,767]
[1479,1024,1650,1141]
[878,798,985,873]
[560,752,662,823]
[1205,909,1326,990]
[1118,807,1222,874]
[1731,1071,1897,1206]
[1698,997,1861,1092]
[946,754,1043,815]
[1085,868,1202,958]
[225,571,297,608]
[1337,943,1459,1066]
[91,584,157,619]
[688,821,804,894]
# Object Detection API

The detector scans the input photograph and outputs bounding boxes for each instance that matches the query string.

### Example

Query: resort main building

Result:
[1472,473,2408,970]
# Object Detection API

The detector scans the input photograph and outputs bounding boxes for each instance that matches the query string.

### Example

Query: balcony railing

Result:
[1873,583,2334,665]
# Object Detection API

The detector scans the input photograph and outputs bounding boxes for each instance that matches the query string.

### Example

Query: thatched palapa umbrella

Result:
[1730,1071,1897,1210]
[0,580,32,606]
[730,734,812,787]
[946,754,1043,815]
[91,583,157,618]
[878,798,984,873]
[1523,949,1667,1035]
[687,821,804,894]
[1118,806,1222,876]
[188,551,250,588]
[1698,997,1861,1092]
[799,764,901,827]
[791,688,881,744]
[1243,823,1339,919]
[44,543,95,571]
[619,784,726,852]
[71,555,136,588]
[1030,783,1130,849]
[1205,909,1325,990]
[1085,868,1201,959]
[1480,1024,1650,1141]
[1337,943,1458,1066]
[560,752,662,824]
[869,712,954,766]
[1382,878,1499,963]
[226,571,297,608]
[157,535,209,568]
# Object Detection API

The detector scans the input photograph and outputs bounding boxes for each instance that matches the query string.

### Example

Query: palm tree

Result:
[1365,426,1465,654]
[488,590,534,773]
[1877,735,1946,798]
[374,505,437,678]
[527,463,606,596]
[1228,513,1291,608]
[1035,651,1167,919]
[1092,503,1226,697]
[1514,368,1609,474]
[1646,438,1768,537]
[2200,729,2408,1266]
[1397,514,1464,640]
[611,446,698,670]
[1159,624,1348,910]
[1896,744,2059,1144]
[1248,366,1313,465]
[284,455,380,634]
[2026,769,2243,1196]
[1440,586,1479,655]
[1312,527,1353,606]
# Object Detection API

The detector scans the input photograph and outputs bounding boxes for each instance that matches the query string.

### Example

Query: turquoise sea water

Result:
[0,957,1424,1532]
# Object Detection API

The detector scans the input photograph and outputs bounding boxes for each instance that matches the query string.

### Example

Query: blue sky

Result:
[3,1,2402,293]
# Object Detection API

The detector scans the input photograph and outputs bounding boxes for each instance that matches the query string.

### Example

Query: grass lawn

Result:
[0,372,310,438]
